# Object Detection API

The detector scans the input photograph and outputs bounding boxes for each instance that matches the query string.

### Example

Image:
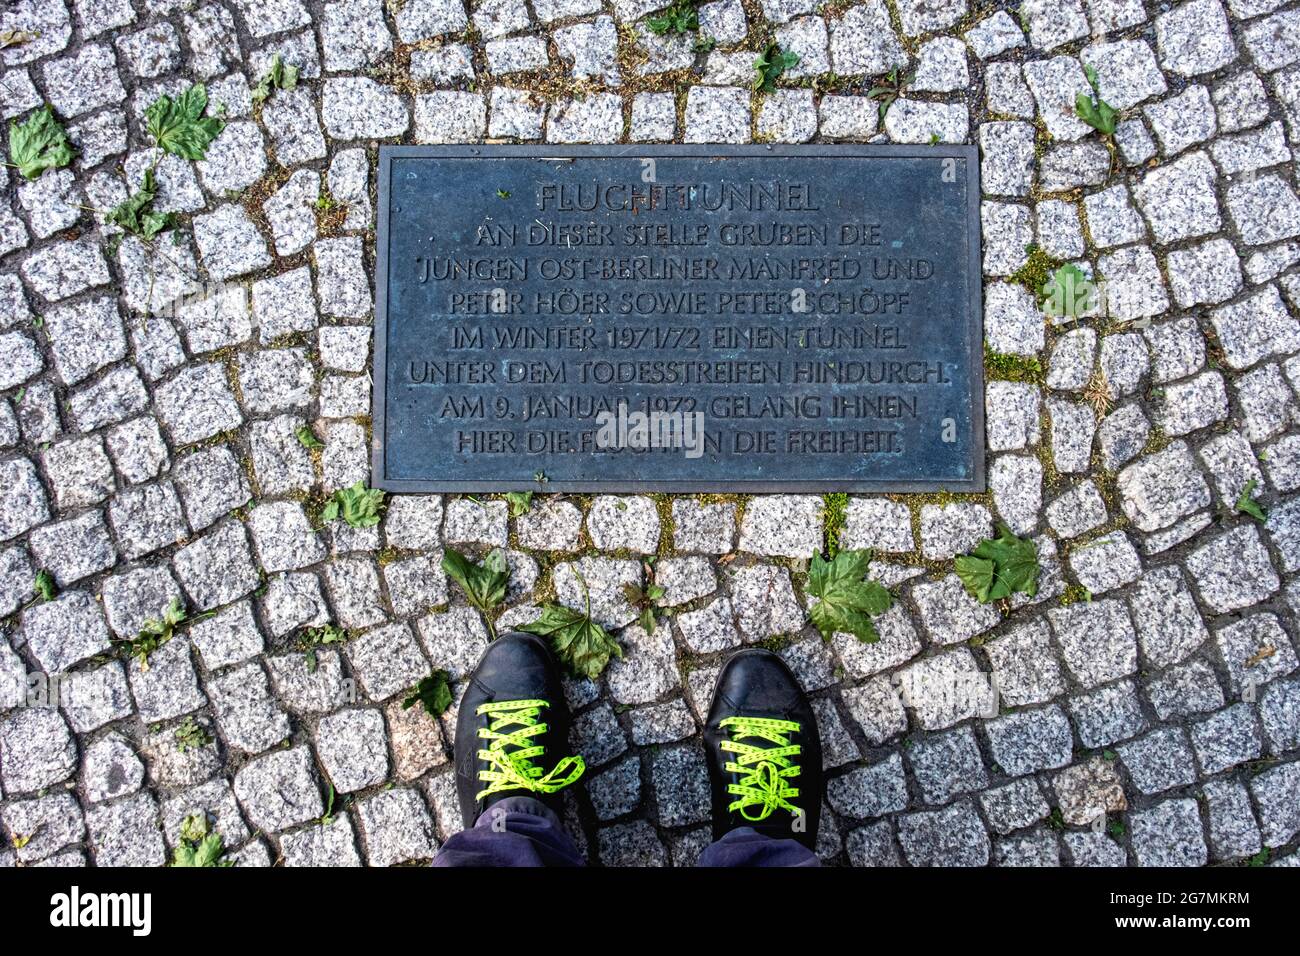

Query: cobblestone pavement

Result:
[1,0,1300,869]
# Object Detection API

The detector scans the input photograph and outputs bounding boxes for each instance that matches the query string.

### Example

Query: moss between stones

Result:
[984,345,1045,384]
[1008,242,1061,300]
[821,491,848,557]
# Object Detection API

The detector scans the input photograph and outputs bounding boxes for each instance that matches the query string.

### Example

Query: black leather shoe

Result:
[454,632,585,828]
[704,649,822,850]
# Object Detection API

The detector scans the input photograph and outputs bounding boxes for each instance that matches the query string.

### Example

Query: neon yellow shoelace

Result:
[475,699,585,801]
[720,715,804,823]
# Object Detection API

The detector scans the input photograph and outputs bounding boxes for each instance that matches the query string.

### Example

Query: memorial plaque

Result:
[374,145,983,492]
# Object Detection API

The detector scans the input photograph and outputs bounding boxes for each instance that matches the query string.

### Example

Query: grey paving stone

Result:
[728,564,804,640]
[233,746,323,833]
[1259,676,1300,752]
[1202,778,1262,861]
[897,799,990,867]
[1146,658,1226,722]
[347,622,428,702]
[282,816,363,867]
[589,755,643,821]
[173,520,260,611]
[0,707,76,794]
[318,708,390,793]
[1249,761,1300,847]
[910,574,1000,644]
[1117,727,1198,795]
[1187,526,1281,614]
[141,719,221,790]
[1131,798,1208,866]
[1215,613,1298,695]
[994,828,1060,866]
[21,590,112,674]
[907,726,988,804]
[1191,703,1262,775]
[189,601,264,671]
[1064,831,1127,866]
[648,744,710,827]
[984,705,1074,777]
[207,662,291,755]
[826,752,909,819]
[2,793,85,864]
[1067,680,1149,748]
[128,635,206,723]
[896,648,994,731]
[1048,599,1138,688]
[85,792,166,867]
[1156,0,1237,77]
[1117,442,1211,533]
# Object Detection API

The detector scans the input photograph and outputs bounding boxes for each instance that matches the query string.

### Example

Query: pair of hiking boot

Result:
[454,632,823,849]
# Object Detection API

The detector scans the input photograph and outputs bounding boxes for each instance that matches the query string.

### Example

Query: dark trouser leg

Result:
[432,796,586,867]
[696,826,821,867]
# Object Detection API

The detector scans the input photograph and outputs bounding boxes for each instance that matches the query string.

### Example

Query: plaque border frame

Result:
[373,144,985,493]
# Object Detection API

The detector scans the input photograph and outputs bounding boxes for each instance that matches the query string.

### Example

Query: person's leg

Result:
[433,795,585,867]
[701,649,825,868]
[433,632,588,867]
[697,827,820,867]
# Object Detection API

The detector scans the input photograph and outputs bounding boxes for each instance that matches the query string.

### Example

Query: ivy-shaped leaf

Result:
[523,570,622,680]
[522,602,622,681]
[807,549,893,643]
[321,481,385,527]
[403,670,454,718]
[954,524,1040,604]
[441,547,510,637]
[7,105,74,180]
[1039,262,1098,319]
[145,84,225,160]
[505,490,533,517]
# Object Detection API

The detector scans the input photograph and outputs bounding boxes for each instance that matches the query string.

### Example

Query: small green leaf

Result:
[495,188,510,199]
[505,490,533,517]
[118,596,188,668]
[106,167,176,241]
[1039,262,1097,319]
[7,105,74,180]
[753,41,799,93]
[646,0,699,35]
[521,602,622,681]
[145,83,225,160]
[251,53,300,104]
[403,670,454,718]
[441,547,510,636]
[296,425,324,449]
[297,624,349,674]
[321,481,385,528]
[174,715,212,753]
[171,814,233,867]
[807,549,893,642]
[33,569,56,602]
[1234,477,1268,523]
[954,524,1040,604]
[1074,66,1118,135]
